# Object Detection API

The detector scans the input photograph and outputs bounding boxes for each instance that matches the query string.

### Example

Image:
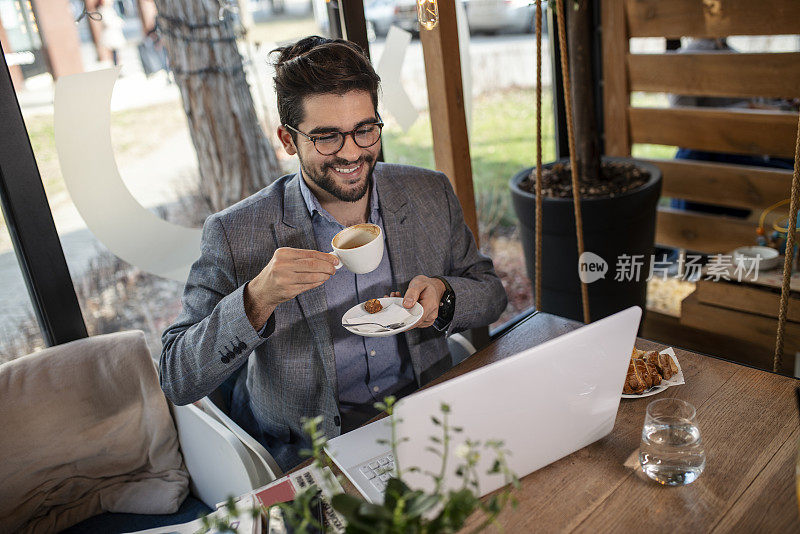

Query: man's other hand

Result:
[402,275,445,329]
[244,247,338,330]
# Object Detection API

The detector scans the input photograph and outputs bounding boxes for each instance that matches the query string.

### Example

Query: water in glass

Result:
[639,398,705,486]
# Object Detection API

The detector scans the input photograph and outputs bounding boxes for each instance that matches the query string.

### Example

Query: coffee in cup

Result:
[330,223,384,274]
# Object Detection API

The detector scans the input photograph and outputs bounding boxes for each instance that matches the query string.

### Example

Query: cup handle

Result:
[330,250,343,270]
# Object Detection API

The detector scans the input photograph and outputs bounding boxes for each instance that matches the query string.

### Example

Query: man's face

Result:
[281,90,381,203]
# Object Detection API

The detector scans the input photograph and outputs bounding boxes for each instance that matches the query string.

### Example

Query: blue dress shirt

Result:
[297,174,415,431]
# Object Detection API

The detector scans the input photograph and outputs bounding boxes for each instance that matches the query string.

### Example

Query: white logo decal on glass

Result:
[376,26,419,131]
[578,252,608,284]
[54,68,201,283]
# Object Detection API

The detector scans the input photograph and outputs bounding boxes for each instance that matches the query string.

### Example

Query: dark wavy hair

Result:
[271,36,381,138]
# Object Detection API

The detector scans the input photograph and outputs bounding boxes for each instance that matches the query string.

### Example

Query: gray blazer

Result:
[160,163,507,469]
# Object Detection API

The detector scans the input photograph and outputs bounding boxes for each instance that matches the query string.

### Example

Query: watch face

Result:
[434,277,455,329]
[434,291,455,331]
[439,290,455,313]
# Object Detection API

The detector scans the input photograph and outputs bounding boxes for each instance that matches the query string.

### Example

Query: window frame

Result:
[0,44,87,347]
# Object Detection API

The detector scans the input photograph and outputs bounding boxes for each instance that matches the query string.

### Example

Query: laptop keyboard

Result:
[355,452,395,492]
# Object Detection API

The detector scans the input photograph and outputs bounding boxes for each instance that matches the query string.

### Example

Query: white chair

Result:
[171,402,271,508]
[197,396,283,484]
[448,332,478,365]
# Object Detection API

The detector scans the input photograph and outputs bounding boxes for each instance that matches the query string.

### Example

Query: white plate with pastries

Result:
[621,347,685,399]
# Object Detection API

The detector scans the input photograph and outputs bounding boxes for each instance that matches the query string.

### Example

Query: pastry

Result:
[643,360,662,388]
[364,299,382,314]
[623,359,649,395]
[643,351,678,380]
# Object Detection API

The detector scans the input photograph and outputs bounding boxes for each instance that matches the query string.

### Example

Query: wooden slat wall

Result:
[601,0,630,156]
[625,0,800,38]
[628,53,800,99]
[641,310,788,375]
[695,279,800,323]
[656,208,755,253]
[646,159,793,210]
[681,292,796,375]
[629,107,799,158]
[604,0,800,254]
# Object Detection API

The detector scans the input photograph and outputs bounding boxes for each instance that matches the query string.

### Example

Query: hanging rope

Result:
[554,0,590,323]
[773,111,800,372]
[534,0,543,311]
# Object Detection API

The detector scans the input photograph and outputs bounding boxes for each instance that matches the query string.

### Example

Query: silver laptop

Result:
[325,306,641,503]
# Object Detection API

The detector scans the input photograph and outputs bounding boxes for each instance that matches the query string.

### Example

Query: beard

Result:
[299,153,377,203]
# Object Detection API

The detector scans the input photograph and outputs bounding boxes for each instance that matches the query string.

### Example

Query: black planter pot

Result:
[510,156,662,322]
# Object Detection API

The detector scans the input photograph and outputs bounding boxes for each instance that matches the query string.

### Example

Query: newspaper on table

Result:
[252,464,346,534]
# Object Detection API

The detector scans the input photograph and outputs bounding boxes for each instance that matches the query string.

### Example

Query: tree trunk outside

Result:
[152,0,282,212]
[566,0,601,183]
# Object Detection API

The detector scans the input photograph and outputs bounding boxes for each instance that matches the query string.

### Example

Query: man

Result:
[160,36,507,471]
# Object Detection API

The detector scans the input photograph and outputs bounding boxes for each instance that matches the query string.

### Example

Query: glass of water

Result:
[639,398,705,486]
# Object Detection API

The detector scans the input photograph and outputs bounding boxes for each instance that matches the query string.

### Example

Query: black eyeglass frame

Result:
[284,119,384,156]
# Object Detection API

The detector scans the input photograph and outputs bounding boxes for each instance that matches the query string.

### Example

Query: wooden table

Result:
[437,312,800,532]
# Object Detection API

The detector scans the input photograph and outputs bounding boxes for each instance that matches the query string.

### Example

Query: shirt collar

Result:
[297,169,380,225]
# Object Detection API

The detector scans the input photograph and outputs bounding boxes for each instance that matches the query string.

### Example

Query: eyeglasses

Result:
[284,121,383,156]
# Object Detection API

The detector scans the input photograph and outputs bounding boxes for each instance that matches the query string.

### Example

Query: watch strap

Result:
[432,276,455,331]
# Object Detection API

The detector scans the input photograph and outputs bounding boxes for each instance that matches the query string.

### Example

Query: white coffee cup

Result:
[330,223,384,274]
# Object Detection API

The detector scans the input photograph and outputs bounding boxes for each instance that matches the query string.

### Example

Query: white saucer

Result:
[342,297,424,337]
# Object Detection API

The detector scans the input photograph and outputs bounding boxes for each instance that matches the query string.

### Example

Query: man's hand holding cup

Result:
[245,223,386,331]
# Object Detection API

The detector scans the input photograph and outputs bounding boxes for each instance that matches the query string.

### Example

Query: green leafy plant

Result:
[281,396,519,533]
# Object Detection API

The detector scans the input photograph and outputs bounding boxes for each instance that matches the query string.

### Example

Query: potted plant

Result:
[510,0,662,322]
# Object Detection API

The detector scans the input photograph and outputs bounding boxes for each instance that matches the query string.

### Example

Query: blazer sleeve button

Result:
[334,415,341,426]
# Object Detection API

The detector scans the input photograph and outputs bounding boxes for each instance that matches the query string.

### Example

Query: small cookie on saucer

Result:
[364,299,383,314]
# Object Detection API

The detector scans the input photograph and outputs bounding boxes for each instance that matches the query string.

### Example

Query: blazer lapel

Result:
[274,174,338,395]
[375,166,425,382]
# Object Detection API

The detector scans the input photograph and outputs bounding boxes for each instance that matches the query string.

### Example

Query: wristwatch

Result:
[432,276,455,331]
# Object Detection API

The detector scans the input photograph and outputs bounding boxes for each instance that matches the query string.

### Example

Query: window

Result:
[2,1,345,355]
[0,219,45,363]
[464,2,552,328]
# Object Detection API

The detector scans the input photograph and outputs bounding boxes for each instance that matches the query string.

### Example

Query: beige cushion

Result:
[0,331,189,534]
